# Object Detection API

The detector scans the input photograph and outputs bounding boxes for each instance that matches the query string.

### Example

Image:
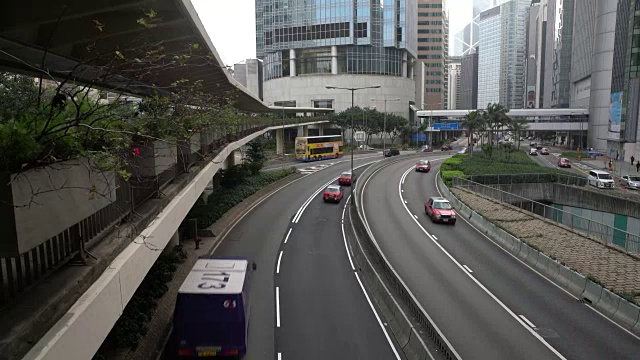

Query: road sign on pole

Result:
[433,123,460,130]
[354,131,366,142]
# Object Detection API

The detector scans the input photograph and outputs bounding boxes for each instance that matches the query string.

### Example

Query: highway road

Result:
[361,157,640,359]
[211,155,399,360]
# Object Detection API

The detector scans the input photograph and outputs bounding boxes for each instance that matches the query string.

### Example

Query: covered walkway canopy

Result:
[0,0,294,113]
[416,108,589,119]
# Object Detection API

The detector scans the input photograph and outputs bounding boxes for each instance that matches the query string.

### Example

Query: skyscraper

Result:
[452,0,510,56]
[543,0,574,108]
[255,0,418,118]
[461,50,479,109]
[417,0,448,110]
[477,0,529,109]
[448,56,462,109]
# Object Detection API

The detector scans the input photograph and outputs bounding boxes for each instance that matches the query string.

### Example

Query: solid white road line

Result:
[276,287,281,328]
[278,353,282,360]
[463,265,473,273]
[433,235,438,240]
[284,228,292,244]
[341,197,356,271]
[399,165,566,359]
[519,315,537,329]
[276,251,283,274]
[354,272,402,360]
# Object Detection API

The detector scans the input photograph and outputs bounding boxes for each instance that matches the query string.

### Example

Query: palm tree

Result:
[484,103,509,145]
[508,118,529,150]
[462,110,483,156]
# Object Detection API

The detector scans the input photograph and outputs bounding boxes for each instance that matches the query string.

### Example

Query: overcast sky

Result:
[192,0,471,66]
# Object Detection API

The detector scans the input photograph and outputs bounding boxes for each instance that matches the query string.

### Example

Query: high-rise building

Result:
[452,0,510,56]
[233,59,264,100]
[255,0,417,118]
[448,56,462,109]
[570,0,595,110]
[543,0,574,108]
[524,1,544,109]
[417,0,448,110]
[461,50,479,109]
[477,0,529,109]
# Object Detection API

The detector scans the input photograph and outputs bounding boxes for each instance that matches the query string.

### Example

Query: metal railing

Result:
[452,177,640,254]
[0,118,329,307]
[465,173,588,186]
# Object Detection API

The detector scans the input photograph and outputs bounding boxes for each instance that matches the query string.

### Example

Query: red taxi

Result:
[338,171,356,186]
[557,157,571,168]
[425,197,456,224]
[415,160,431,173]
[323,185,344,203]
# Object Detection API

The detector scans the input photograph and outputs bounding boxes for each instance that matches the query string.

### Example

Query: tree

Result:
[462,110,484,156]
[483,103,509,146]
[508,118,529,149]
[388,114,409,144]
[246,138,267,175]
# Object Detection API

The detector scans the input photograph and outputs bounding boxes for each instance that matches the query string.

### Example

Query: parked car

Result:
[424,197,456,224]
[621,175,640,190]
[384,148,400,157]
[557,158,572,168]
[587,170,614,189]
[441,144,453,151]
[420,145,433,152]
[323,185,344,203]
[415,160,431,172]
[338,171,356,186]
[529,148,538,156]
[540,148,550,155]
[457,147,468,154]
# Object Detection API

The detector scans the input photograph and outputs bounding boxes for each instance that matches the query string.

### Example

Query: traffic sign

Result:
[411,134,427,142]
[433,123,460,130]
[354,131,366,142]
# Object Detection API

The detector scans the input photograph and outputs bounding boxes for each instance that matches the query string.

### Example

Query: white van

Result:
[587,170,614,189]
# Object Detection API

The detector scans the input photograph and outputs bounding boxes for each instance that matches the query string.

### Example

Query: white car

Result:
[621,175,640,190]
[529,148,538,155]
[358,144,374,151]
[587,170,614,189]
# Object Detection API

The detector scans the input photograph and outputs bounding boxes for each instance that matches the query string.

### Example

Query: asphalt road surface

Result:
[212,155,399,360]
[361,157,640,359]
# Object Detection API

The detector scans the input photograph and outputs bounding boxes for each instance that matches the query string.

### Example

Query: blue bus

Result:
[174,257,251,358]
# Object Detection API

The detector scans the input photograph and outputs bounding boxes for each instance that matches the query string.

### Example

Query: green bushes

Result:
[189,167,296,230]
[441,170,466,187]
[441,155,465,172]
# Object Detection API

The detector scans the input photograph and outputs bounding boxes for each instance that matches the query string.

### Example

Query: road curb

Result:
[437,174,640,337]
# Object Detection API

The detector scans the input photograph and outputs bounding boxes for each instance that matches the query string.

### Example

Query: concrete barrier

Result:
[581,280,603,305]
[525,248,540,268]
[544,259,561,281]
[534,253,551,274]
[632,318,640,336]
[594,288,621,318]
[612,299,640,333]
[554,265,573,288]
[567,272,587,298]
[509,239,523,257]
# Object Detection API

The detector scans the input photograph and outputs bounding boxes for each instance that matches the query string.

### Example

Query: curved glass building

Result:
[256,0,417,118]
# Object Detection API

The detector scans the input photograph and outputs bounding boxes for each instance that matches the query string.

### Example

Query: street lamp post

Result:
[326,85,381,180]
[372,97,400,156]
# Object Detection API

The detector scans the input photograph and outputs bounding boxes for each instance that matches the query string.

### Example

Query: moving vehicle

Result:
[587,170,614,189]
[384,148,400,157]
[557,158,572,168]
[457,147,467,154]
[323,185,344,202]
[338,171,356,186]
[540,148,550,155]
[295,135,343,162]
[415,160,431,172]
[441,144,453,151]
[529,148,538,156]
[420,145,433,152]
[174,257,252,358]
[358,144,374,151]
[621,175,640,190]
[425,197,456,224]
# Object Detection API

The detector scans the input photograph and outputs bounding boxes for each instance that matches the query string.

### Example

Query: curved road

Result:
[212,156,399,360]
[361,157,640,359]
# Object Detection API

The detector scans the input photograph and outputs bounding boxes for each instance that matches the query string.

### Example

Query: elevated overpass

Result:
[416,108,589,132]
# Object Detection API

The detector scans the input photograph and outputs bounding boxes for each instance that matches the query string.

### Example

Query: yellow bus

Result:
[295,135,344,162]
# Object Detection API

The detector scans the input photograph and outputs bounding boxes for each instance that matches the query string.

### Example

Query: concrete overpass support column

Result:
[225,151,236,168]
[297,125,308,137]
[402,51,408,78]
[319,125,324,136]
[290,49,297,77]
[331,46,338,75]
[276,128,284,155]
[163,230,180,254]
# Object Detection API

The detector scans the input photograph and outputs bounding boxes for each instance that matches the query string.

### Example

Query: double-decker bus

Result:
[295,135,344,162]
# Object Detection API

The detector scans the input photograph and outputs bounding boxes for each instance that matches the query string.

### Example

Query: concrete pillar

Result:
[276,128,284,155]
[290,49,296,77]
[226,151,236,168]
[331,45,338,74]
[402,51,408,78]
[163,230,180,254]
[319,125,324,136]
[409,59,414,79]
[297,125,308,137]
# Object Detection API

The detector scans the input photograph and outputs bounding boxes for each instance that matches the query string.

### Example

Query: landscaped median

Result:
[437,174,640,336]
[95,165,300,359]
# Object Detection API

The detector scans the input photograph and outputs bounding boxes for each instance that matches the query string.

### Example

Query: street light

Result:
[326,85,382,180]
[371,97,401,156]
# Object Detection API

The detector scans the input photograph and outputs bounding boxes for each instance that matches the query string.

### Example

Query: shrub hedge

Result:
[441,170,466,187]
[190,167,296,230]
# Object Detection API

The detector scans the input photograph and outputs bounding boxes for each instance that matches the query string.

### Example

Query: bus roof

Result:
[296,135,341,139]
[178,258,247,295]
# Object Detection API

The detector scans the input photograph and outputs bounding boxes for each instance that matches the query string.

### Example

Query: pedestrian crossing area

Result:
[298,162,336,175]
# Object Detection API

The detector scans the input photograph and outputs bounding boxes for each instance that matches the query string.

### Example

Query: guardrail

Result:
[351,155,459,360]
[465,173,588,186]
[452,177,640,254]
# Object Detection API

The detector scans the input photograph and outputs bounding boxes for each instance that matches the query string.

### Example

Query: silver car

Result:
[621,175,640,190]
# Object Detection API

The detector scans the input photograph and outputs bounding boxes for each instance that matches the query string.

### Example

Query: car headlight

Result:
[435,215,441,219]
[451,214,456,218]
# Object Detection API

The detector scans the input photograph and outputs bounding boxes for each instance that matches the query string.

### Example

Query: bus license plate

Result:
[197,351,216,357]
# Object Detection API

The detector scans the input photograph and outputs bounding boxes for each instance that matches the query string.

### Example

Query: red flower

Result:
[133,147,140,157]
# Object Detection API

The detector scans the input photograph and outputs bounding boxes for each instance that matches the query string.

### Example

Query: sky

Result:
[192,0,472,66]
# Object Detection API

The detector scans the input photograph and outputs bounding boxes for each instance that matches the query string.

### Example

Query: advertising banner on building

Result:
[608,91,623,140]
[574,77,591,100]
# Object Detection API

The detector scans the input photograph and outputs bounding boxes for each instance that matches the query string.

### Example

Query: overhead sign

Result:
[433,123,460,130]
[411,134,427,142]
[354,131,366,142]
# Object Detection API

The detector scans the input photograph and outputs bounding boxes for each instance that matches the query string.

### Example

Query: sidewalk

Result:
[452,187,640,304]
